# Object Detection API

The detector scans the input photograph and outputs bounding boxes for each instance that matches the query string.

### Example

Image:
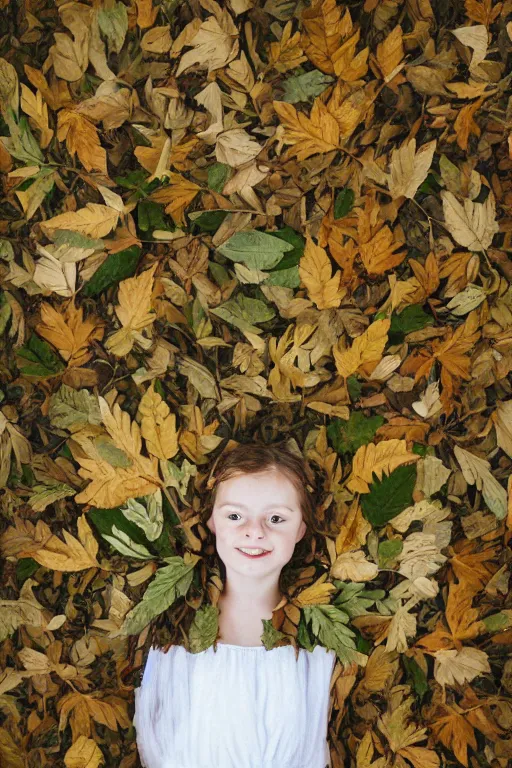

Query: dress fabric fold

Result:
[133,642,336,768]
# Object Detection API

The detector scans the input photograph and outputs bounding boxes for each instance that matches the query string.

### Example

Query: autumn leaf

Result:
[138,381,179,460]
[273,98,341,161]
[333,318,390,379]
[40,204,120,239]
[148,172,202,227]
[57,109,107,175]
[36,300,104,367]
[298,235,346,309]
[105,264,157,357]
[19,514,100,572]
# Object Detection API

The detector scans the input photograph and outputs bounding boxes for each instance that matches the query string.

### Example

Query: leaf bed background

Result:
[1,0,512,766]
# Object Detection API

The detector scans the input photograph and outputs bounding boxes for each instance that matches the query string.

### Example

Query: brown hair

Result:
[204,440,316,526]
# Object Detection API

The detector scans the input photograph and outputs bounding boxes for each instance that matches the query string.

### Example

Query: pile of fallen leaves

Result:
[1,0,512,766]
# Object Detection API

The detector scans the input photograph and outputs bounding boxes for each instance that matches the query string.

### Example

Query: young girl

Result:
[133,441,336,768]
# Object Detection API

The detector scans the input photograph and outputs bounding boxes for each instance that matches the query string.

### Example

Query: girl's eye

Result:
[227,513,284,524]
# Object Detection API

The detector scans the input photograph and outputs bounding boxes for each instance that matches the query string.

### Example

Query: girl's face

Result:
[207,468,307,586]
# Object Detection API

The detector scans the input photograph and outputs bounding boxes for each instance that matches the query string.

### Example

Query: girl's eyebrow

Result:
[217,502,295,513]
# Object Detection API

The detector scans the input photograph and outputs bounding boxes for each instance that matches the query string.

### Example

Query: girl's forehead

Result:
[215,469,299,499]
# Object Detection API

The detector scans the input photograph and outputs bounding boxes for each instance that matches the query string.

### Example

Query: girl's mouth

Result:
[236,548,271,558]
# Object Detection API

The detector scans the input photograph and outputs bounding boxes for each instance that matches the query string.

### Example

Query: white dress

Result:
[133,641,337,768]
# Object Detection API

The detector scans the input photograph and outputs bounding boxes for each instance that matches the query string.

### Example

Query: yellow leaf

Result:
[141,26,172,54]
[20,84,53,148]
[138,382,179,460]
[441,189,499,251]
[298,235,346,310]
[36,300,104,367]
[347,438,420,494]
[136,0,158,28]
[273,98,340,161]
[376,25,404,80]
[27,514,100,572]
[57,109,107,174]
[64,735,104,768]
[105,264,157,357]
[359,224,407,275]
[269,21,307,73]
[149,172,201,227]
[333,318,391,379]
[300,0,346,74]
[301,1,367,81]
[40,204,120,239]
[295,575,336,606]
[336,499,372,555]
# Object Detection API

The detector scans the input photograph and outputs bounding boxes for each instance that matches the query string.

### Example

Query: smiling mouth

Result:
[237,548,271,558]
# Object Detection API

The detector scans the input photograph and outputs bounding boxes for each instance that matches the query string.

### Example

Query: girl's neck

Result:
[219,585,283,613]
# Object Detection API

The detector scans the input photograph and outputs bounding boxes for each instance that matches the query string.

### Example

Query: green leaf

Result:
[482,611,512,633]
[102,526,153,560]
[378,539,403,568]
[207,163,231,192]
[16,334,66,378]
[119,556,196,635]
[334,188,355,219]
[361,465,417,527]
[52,230,104,250]
[263,265,300,288]
[82,245,141,296]
[27,483,76,512]
[327,412,385,455]
[262,618,288,649]
[0,290,12,334]
[137,200,167,232]
[120,493,164,542]
[189,604,219,653]
[16,558,40,585]
[333,581,384,618]
[347,376,362,402]
[88,505,154,556]
[192,210,228,232]
[280,69,334,103]
[49,384,102,431]
[388,305,433,344]
[210,293,275,334]
[217,230,294,270]
[97,0,128,52]
[403,656,429,701]
[302,604,367,666]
